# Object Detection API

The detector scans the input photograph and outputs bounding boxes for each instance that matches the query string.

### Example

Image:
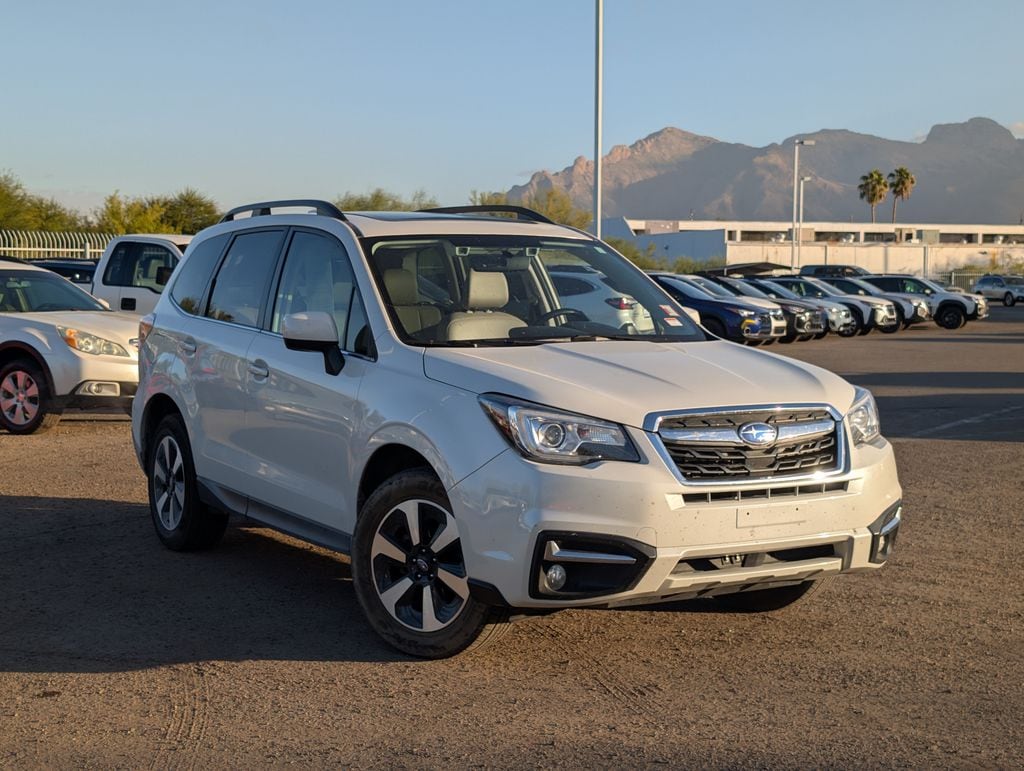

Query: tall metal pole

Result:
[791,142,799,268]
[797,176,809,268]
[594,0,603,239]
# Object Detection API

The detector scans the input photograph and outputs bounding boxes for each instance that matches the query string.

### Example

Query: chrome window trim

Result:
[644,403,849,487]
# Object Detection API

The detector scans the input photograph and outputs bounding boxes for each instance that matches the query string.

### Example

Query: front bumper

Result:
[793,312,827,335]
[451,427,902,609]
[739,313,786,341]
[48,348,139,400]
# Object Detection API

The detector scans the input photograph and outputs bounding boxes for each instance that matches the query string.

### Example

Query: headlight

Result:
[726,307,756,317]
[57,326,130,357]
[847,386,880,445]
[479,394,640,465]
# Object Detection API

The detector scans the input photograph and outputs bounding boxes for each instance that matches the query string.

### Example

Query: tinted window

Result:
[552,276,593,296]
[0,271,105,313]
[868,277,898,292]
[102,243,133,286]
[170,234,229,315]
[206,230,284,327]
[271,231,370,353]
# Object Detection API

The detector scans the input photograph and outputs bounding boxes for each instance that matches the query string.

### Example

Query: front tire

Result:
[713,576,834,613]
[935,304,966,330]
[351,469,509,658]
[837,316,861,337]
[0,360,61,435]
[147,414,227,550]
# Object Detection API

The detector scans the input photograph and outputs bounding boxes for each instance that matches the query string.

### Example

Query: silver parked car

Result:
[971,275,1024,307]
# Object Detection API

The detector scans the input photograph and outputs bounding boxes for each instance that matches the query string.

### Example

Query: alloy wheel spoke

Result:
[379,576,414,616]
[399,504,421,548]
[372,531,408,564]
[429,516,459,553]
[24,380,38,399]
[437,566,470,600]
[420,585,443,632]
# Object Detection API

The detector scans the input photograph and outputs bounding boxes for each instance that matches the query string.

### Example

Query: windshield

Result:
[0,271,106,313]
[687,276,735,298]
[361,235,706,346]
[722,278,771,299]
[802,278,843,297]
[844,278,882,296]
[751,279,802,301]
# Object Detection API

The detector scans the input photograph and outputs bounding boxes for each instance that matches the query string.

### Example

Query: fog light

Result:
[75,381,120,397]
[545,564,567,591]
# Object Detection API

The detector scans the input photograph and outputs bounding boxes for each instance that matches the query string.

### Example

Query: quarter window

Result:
[170,234,229,315]
[206,230,285,327]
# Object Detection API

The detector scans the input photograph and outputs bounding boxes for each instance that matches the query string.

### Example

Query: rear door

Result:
[189,228,286,493]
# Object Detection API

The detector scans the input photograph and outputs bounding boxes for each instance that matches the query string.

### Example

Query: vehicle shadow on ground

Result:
[0,497,411,672]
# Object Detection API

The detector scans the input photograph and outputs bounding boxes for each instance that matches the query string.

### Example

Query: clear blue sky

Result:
[2,0,1020,214]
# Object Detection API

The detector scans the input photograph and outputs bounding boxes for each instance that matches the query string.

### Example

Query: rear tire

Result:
[714,576,835,613]
[0,360,62,435]
[351,469,509,658]
[813,330,829,340]
[1003,292,1015,307]
[146,414,227,550]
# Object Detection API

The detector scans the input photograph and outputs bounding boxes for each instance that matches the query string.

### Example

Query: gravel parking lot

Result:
[1,309,1022,768]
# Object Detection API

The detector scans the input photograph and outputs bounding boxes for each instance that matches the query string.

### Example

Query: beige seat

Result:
[383,268,442,336]
[443,270,524,341]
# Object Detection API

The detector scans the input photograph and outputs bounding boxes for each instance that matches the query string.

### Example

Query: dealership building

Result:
[602,218,1024,275]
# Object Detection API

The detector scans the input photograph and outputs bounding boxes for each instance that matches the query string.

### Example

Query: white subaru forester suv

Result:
[132,201,902,658]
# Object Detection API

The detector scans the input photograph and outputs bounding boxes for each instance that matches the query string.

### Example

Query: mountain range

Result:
[507,118,1024,225]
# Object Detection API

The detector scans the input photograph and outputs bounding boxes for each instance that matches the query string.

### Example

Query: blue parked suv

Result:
[649,273,785,344]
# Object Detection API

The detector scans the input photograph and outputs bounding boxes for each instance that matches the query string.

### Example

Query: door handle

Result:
[248,361,270,380]
[179,338,197,355]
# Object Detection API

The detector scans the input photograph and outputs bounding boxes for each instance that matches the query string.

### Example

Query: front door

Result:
[243,229,370,533]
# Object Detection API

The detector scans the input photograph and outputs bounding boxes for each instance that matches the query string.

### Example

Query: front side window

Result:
[362,235,704,346]
[0,271,106,313]
[206,230,285,327]
[271,231,371,354]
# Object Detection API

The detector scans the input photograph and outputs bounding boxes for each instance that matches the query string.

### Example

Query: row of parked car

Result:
[644,268,989,346]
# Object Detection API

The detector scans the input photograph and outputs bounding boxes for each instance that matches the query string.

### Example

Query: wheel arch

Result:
[0,342,56,394]
[357,443,440,514]
[139,392,187,465]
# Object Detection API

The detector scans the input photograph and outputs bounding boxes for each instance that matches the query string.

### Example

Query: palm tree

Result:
[887,167,916,223]
[858,170,888,223]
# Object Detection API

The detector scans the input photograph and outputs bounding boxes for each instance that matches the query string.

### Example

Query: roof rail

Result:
[219,199,347,224]
[418,205,555,225]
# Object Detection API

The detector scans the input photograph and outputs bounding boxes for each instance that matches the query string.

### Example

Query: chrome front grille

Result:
[653,406,844,484]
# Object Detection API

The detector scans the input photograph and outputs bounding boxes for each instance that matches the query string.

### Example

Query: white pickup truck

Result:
[91,234,192,315]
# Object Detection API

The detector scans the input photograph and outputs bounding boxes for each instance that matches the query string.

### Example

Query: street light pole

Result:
[594,0,604,239]
[791,139,815,268]
[797,175,811,268]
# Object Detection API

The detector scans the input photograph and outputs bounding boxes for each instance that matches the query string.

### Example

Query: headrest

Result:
[383,268,417,305]
[466,270,509,310]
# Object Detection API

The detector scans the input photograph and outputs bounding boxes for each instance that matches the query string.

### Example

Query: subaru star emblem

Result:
[738,422,777,447]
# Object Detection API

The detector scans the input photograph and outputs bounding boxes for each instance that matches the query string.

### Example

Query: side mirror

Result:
[155,266,174,287]
[282,312,344,375]
[97,298,111,310]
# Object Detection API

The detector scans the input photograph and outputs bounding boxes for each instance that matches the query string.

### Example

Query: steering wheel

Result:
[535,308,588,325]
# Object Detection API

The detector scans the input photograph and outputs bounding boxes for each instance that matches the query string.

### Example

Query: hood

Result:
[730,296,779,311]
[424,341,855,430]
[18,311,141,349]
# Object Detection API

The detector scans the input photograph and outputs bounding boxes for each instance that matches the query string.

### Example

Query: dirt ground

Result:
[1,309,1022,768]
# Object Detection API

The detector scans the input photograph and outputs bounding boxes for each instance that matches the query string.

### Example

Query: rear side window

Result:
[552,276,593,297]
[206,230,285,327]
[170,234,229,315]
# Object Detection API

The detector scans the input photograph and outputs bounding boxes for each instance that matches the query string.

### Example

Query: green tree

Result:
[468,187,592,230]
[156,188,221,233]
[604,237,662,269]
[334,188,437,211]
[0,172,86,231]
[94,192,174,235]
[858,169,889,223]
[886,167,916,223]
